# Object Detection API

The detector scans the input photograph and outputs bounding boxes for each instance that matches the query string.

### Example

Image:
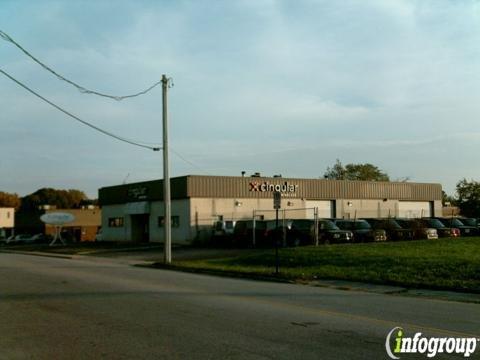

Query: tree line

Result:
[0,188,96,212]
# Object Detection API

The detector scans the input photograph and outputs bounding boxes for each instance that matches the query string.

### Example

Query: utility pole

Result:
[273,191,281,275]
[162,74,172,264]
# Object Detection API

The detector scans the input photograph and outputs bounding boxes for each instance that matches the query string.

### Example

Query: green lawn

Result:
[171,238,480,292]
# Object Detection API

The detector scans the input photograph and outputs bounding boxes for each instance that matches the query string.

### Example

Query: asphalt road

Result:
[0,253,479,360]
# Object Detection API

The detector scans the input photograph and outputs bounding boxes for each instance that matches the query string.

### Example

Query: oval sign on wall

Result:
[40,212,76,225]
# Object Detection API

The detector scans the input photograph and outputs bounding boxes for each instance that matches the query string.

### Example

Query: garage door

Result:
[304,201,333,218]
[398,201,431,218]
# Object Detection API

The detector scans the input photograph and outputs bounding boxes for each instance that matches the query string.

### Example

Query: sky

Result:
[1,0,479,198]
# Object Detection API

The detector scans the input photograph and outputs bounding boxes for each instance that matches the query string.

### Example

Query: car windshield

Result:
[291,220,314,230]
[335,221,353,230]
[425,219,446,228]
[236,221,264,230]
[318,220,339,230]
[395,219,409,228]
[460,218,477,226]
[387,219,402,229]
[354,220,371,230]
[445,218,465,227]
[254,221,267,230]
[265,221,283,230]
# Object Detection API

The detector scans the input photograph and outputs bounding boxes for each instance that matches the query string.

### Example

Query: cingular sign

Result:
[249,181,298,193]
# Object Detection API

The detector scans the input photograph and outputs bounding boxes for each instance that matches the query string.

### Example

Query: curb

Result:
[0,249,73,260]
[145,262,295,284]
[145,263,480,304]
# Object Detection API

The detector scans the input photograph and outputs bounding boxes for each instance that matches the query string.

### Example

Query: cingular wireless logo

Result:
[385,327,479,359]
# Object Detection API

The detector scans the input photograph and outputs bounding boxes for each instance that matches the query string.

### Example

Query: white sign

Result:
[249,181,299,193]
[273,191,281,209]
[40,212,75,225]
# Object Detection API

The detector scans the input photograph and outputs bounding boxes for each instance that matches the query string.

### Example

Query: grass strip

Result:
[170,238,480,293]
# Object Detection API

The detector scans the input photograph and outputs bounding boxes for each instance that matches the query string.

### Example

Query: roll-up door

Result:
[304,201,333,218]
[398,201,431,218]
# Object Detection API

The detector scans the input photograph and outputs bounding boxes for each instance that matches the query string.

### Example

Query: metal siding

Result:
[100,175,442,205]
[99,177,188,205]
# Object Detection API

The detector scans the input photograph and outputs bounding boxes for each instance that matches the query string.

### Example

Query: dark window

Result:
[425,219,445,228]
[354,220,371,230]
[387,219,402,229]
[108,217,124,227]
[318,220,338,230]
[460,218,476,227]
[449,218,465,227]
[158,216,180,228]
[335,221,353,230]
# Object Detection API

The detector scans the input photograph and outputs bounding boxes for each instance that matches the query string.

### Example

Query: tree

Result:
[20,188,88,211]
[442,191,457,206]
[455,179,480,217]
[323,159,346,180]
[0,191,21,209]
[323,159,390,181]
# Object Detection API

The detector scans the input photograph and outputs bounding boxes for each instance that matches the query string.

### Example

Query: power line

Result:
[0,68,161,151]
[171,147,208,174]
[0,30,162,101]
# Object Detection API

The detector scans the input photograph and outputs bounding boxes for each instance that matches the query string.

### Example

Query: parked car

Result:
[284,219,316,246]
[263,219,309,247]
[332,219,386,242]
[35,233,54,243]
[459,218,478,228]
[317,219,353,244]
[364,218,414,241]
[95,228,103,242]
[6,233,51,244]
[5,234,33,244]
[261,220,282,247]
[211,220,236,246]
[233,220,267,247]
[212,220,236,237]
[436,218,478,237]
[395,218,438,240]
[458,218,480,234]
[420,218,460,238]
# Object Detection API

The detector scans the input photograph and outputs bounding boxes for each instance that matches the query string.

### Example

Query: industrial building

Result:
[98,175,443,244]
[0,207,15,239]
[15,207,101,242]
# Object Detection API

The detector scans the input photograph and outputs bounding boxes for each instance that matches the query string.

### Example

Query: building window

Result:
[158,216,180,228]
[7,211,10,219]
[108,217,124,227]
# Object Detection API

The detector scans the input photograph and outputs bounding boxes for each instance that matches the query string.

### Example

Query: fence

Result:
[252,207,320,247]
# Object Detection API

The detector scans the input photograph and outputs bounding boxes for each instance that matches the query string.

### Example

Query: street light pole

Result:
[162,74,172,264]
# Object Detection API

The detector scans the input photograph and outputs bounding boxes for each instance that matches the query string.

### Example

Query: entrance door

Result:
[131,214,150,242]
[73,227,82,242]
